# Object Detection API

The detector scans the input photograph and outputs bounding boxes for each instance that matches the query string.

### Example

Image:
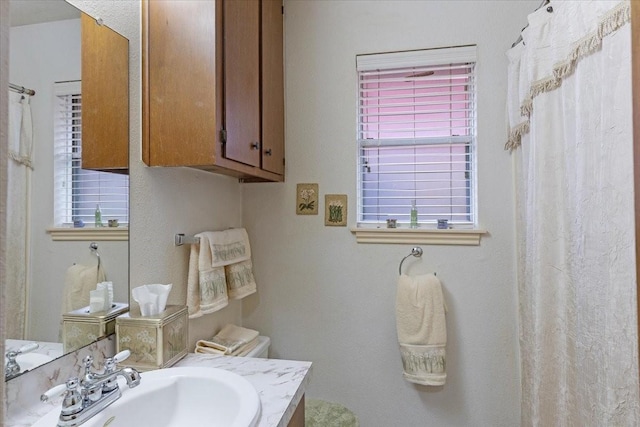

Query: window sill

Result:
[350,227,487,245]
[47,227,129,241]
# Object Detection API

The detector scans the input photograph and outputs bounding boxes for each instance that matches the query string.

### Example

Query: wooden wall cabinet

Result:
[81,12,129,173]
[142,0,285,182]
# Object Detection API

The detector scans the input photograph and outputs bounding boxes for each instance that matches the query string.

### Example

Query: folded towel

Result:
[186,233,229,319]
[396,273,447,386]
[61,263,107,314]
[195,324,260,355]
[201,228,251,268]
[195,336,259,356]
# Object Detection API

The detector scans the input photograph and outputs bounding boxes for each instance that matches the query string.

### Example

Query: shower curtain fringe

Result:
[505,0,630,151]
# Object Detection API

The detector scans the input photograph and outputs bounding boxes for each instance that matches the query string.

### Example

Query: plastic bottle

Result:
[410,200,418,228]
[95,204,103,227]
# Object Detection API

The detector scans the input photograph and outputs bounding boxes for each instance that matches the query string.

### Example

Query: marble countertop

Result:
[175,354,312,427]
[6,350,312,427]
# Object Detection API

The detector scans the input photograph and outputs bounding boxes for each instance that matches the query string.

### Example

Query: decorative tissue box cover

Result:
[62,302,129,353]
[116,305,188,371]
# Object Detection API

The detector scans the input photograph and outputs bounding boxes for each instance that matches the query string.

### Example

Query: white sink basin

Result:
[4,353,54,372]
[33,367,261,427]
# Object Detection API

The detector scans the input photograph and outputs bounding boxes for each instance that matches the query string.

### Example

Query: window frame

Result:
[355,45,479,231]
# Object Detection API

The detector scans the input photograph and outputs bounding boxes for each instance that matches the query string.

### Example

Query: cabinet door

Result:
[261,0,285,175]
[81,12,129,172]
[223,0,261,167]
[144,0,217,166]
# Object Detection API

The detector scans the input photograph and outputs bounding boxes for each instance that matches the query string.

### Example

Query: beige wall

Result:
[3,0,538,425]
[241,1,538,426]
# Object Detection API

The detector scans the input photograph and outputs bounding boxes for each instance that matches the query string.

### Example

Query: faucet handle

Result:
[112,350,131,364]
[5,343,39,380]
[5,342,39,361]
[41,379,72,403]
[17,342,39,354]
[103,350,131,373]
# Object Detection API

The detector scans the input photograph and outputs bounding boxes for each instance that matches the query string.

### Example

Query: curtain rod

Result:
[9,83,36,96]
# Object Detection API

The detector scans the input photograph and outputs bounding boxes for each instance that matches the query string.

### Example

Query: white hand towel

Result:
[396,273,447,386]
[201,228,251,268]
[61,263,107,314]
[186,233,228,319]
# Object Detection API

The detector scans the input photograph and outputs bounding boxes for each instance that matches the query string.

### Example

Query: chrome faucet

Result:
[5,342,39,380]
[41,350,141,427]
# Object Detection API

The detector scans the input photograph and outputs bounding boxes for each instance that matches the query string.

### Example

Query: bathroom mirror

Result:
[6,0,129,379]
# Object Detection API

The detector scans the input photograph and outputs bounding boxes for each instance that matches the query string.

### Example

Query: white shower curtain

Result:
[507,1,639,425]
[6,91,33,339]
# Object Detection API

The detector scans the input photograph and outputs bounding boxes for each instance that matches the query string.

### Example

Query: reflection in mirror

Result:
[6,0,129,379]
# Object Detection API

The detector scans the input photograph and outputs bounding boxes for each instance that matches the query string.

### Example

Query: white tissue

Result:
[89,288,108,313]
[131,284,172,316]
[97,281,114,310]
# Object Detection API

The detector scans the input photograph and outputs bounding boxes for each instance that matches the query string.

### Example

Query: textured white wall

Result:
[67,0,244,350]
[10,18,128,342]
[241,1,537,426]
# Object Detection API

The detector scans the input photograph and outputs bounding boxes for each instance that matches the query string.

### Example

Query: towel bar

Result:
[175,233,200,246]
[398,247,423,275]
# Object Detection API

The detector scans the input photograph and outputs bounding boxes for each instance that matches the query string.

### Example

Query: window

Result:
[356,45,477,228]
[53,81,129,227]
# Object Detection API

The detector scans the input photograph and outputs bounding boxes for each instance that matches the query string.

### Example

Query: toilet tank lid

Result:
[254,336,270,352]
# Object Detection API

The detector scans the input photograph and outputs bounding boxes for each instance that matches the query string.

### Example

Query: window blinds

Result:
[356,46,477,226]
[53,81,129,226]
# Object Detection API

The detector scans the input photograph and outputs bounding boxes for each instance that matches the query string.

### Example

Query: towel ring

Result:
[398,247,423,275]
[90,242,101,271]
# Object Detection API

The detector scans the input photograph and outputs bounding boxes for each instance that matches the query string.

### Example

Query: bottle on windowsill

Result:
[410,200,418,229]
[95,204,104,227]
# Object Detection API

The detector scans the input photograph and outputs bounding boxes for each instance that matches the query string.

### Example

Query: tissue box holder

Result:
[116,305,188,371]
[62,303,129,353]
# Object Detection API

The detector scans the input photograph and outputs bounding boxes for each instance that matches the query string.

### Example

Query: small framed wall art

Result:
[325,194,347,226]
[296,183,319,215]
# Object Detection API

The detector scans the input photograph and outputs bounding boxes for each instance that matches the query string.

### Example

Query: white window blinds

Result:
[356,45,477,227]
[53,81,129,227]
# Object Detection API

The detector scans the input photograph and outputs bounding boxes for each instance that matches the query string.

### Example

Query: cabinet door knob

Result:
[264,149,272,156]
[250,142,260,150]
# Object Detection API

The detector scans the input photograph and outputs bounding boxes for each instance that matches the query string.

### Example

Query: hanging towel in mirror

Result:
[186,233,228,319]
[396,273,447,386]
[61,263,107,314]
